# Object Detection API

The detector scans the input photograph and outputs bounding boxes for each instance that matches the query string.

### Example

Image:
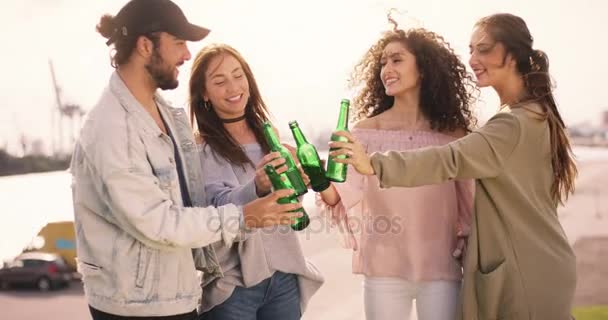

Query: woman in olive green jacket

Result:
[329,13,577,320]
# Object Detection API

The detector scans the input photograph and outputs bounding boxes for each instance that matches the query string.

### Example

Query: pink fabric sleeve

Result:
[315,166,366,251]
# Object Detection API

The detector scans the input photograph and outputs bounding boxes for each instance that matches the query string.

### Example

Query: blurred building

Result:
[568,110,608,146]
[30,139,46,156]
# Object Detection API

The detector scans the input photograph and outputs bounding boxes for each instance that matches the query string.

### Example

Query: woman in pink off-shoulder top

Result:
[316,18,477,320]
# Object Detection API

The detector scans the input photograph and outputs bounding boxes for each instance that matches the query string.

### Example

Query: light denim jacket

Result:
[70,72,243,317]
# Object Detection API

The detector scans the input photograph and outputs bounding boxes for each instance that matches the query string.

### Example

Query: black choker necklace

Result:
[220,114,246,123]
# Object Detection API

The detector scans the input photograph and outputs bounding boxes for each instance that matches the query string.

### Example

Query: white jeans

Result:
[363,277,461,320]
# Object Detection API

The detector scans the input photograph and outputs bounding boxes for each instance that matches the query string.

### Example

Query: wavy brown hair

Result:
[350,23,477,133]
[189,44,271,166]
[476,13,577,204]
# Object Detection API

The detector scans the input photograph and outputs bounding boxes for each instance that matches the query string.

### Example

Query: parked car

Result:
[22,221,77,271]
[0,252,71,291]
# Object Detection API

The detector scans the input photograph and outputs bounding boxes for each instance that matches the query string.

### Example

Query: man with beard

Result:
[70,0,303,319]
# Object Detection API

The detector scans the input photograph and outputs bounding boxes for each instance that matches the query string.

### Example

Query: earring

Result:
[201,100,210,111]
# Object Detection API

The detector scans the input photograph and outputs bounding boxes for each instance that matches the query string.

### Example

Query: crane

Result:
[49,60,84,156]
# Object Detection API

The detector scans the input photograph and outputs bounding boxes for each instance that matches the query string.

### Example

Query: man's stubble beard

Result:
[145,49,179,90]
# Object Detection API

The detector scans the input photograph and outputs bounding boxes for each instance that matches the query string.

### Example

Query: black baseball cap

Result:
[105,0,210,46]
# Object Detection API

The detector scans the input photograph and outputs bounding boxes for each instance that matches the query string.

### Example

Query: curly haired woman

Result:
[316,18,477,320]
[332,13,578,320]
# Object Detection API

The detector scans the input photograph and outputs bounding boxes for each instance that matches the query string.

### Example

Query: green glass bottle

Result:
[326,99,350,182]
[262,122,308,196]
[289,120,330,192]
[264,165,310,231]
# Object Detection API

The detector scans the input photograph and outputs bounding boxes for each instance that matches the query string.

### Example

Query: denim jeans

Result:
[199,271,301,320]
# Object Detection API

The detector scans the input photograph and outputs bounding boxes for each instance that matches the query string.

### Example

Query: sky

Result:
[0,0,606,155]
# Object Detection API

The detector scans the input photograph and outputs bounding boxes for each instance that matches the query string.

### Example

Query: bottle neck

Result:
[262,124,281,150]
[336,103,350,130]
[290,126,308,147]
